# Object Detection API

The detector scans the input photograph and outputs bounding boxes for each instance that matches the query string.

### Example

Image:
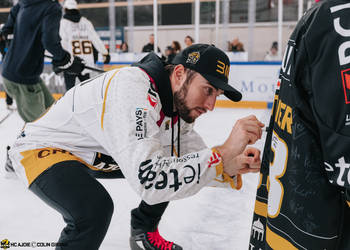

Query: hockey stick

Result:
[44,55,106,73]
[0,109,14,125]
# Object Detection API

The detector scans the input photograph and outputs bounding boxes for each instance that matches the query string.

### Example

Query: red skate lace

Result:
[147,229,174,250]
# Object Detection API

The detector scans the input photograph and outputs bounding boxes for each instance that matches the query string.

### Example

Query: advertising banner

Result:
[0,60,281,109]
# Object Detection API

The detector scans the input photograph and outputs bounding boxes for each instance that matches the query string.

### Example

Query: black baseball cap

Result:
[172,44,242,102]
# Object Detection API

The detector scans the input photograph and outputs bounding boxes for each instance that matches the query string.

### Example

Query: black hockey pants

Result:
[63,72,90,91]
[131,200,169,232]
[29,160,169,249]
[29,160,114,250]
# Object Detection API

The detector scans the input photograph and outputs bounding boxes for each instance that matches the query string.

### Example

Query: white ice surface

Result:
[0,98,271,250]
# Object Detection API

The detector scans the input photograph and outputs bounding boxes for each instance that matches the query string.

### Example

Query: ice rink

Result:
[0,98,271,250]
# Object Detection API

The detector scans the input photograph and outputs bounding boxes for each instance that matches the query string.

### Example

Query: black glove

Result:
[103,54,111,64]
[66,56,85,75]
[52,53,85,75]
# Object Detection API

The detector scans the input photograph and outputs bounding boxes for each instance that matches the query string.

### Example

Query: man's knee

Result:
[79,190,114,230]
[95,192,114,225]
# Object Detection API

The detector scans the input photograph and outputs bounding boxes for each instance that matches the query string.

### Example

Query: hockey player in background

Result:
[0,0,85,175]
[9,44,264,250]
[0,0,85,123]
[249,0,350,249]
[60,0,110,91]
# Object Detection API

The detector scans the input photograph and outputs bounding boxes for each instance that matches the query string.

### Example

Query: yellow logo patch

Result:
[186,52,200,64]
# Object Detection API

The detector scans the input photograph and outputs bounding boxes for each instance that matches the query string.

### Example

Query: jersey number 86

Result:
[71,40,93,55]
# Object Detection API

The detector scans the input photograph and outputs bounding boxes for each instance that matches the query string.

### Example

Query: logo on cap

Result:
[186,52,200,64]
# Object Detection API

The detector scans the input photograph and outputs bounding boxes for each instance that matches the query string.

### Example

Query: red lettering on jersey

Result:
[208,151,221,168]
[346,74,350,90]
[147,94,157,108]
[341,69,350,104]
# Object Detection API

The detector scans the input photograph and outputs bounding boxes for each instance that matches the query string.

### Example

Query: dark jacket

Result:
[1,0,68,84]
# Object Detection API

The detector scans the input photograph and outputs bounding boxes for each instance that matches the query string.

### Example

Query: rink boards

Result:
[0,61,280,109]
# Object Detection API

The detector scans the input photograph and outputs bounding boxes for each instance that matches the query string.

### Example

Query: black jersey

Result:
[250,1,350,249]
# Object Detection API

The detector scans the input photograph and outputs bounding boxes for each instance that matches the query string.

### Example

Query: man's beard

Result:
[173,83,195,123]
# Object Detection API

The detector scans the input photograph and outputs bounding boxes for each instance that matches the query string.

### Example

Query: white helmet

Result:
[64,0,78,10]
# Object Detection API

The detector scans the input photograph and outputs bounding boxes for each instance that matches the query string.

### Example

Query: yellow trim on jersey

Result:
[266,225,297,250]
[101,70,119,129]
[215,100,268,109]
[254,200,267,218]
[52,93,63,100]
[20,148,100,185]
[172,146,178,157]
[347,201,350,207]
[211,148,242,189]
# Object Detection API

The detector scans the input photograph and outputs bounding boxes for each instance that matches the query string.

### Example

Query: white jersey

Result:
[9,67,241,205]
[59,16,108,74]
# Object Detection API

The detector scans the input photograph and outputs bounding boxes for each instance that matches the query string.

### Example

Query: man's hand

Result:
[215,115,263,177]
[52,53,85,75]
[217,115,264,159]
[223,147,261,176]
[66,56,85,75]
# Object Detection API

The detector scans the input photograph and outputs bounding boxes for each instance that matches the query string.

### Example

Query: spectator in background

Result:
[264,41,280,61]
[226,41,232,51]
[120,42,129,53]
[60,0,110,91]
[171,40,181,54]
[230,38,245,52]
[142,34,161,53]
[165,45,176,63]
[184,35,194,47]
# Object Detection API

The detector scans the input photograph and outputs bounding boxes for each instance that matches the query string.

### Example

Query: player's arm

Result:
[58,19,69,52]
[179,123,261,187]
[84,18,110,63]
[1,3,20,38]
[41,5,67,62]
[102,68,260,204]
